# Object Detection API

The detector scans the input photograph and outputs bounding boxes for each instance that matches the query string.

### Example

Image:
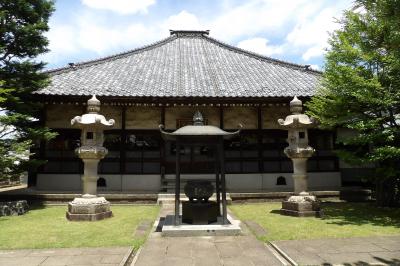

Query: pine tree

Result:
[306,0,400,207]
[0,0,56,181]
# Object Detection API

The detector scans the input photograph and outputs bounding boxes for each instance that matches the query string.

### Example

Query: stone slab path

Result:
[132,205,286,266]
[0,247,132,266]
[133,235,285,266]
[273,235,400,265]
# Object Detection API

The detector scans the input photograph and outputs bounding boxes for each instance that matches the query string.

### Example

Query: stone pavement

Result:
[0,246,132,266]
[133,234,286,266]
[272,235,400,265]
[132,205,286,266]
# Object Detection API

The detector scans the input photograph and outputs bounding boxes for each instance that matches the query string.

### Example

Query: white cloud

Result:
[237,38,283,56]
[309,64,321,71]
[81,0,155,15]
[43,24,78,62]
[43,0,353,68]
[163,10,203,31]
[209,0,310,42]
[42,12,163,65]
[302,45,325,61]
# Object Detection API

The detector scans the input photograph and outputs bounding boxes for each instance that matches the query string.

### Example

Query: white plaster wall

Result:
[226,174,263,191]
[165,174,217,180]
[167,172,341,192]
[36,174,81,191]
[97,175,122,191]
[37,174,161,191]
[122,175,161,191]
[226,172,341,191]
[261,173,294,190]
[36,172,340,192]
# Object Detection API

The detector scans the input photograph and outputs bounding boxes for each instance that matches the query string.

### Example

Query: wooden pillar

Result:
[219,106,224,129]
[160,106,166,189]
[120,107,126,176]
[257,106,264,173]
[215,145,221,215]
[175,140,181,225]
[219,138,227,224]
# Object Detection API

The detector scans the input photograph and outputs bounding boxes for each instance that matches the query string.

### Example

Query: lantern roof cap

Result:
[278,96,317,128]
[159,111,241,140]
[71,96,115,128]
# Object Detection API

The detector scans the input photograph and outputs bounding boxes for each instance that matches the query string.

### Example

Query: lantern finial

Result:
[193,110,204,126]
[290,96,302,114]
[87,95,100,113]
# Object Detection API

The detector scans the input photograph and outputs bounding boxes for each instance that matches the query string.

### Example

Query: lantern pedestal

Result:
[66,195,112,221]
[280,193,321,217]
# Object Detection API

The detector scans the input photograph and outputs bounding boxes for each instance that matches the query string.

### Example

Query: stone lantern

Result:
[66,95,115,221]
[277,96,321,217]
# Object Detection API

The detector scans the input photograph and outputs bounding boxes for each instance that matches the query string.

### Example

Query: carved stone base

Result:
[280,194,322,218]
[66,196,112,221]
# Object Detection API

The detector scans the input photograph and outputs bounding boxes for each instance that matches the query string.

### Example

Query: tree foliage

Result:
[0,0,55,180]
[306,0,400,206]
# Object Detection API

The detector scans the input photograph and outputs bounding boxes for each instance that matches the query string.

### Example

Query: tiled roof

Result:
[37,30,321,98]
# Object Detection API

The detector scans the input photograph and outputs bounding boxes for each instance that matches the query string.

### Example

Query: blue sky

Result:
[43,0,352,70]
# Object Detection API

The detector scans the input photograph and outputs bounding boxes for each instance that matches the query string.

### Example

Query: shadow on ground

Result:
[322,257,400,266]
[322,202,400,228]
[268,202,400,228]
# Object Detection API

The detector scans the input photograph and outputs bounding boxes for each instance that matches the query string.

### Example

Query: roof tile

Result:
[37,31,321,98]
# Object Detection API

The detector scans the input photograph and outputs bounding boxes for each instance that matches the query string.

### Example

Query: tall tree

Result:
[306,0,400,207]
[0,0,55,181]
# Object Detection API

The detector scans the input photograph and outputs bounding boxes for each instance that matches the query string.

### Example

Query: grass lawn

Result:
[0,205,159,249]
[230,202,400,242]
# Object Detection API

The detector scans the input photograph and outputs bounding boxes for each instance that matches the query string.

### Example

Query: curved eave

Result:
[34,94,312,105]
[159,124,242,141]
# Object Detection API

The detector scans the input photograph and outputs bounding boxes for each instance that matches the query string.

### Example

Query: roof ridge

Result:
[203,35,322,74]
[170,30,210,36]
[45,35,177,75]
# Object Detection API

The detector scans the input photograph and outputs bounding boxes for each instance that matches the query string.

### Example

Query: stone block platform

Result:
[161,214,241,237]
